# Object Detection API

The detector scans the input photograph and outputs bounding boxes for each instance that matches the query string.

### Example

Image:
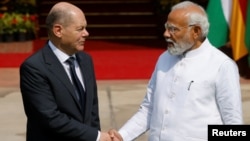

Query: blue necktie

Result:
[66,57,85,111]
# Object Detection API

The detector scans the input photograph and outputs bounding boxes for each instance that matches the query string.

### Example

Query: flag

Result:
[230,0,248,61]
[206,0,249,62]
[206,0,231,48]
[246,1,250,66]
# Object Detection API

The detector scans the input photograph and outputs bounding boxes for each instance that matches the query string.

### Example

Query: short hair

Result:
[171,1,210,37]
[45,9,71,34]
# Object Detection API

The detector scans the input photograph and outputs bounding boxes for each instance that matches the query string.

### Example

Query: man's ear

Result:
[192,25,201,40]
[53,24,63,38]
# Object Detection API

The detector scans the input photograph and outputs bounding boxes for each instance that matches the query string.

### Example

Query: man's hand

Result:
[108,129,123,141]
[100,132,112,141]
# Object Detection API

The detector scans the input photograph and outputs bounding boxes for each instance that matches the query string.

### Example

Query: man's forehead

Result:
[167,10,189,25]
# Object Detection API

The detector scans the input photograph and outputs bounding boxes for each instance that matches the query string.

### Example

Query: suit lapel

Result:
[76,53,93,115]
[42,45,82,111]
[76,53,92,85]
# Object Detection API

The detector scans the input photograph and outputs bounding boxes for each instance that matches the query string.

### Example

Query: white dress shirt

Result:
[48,41,85,90]
[48,41,101,141]
[119,39,243,141]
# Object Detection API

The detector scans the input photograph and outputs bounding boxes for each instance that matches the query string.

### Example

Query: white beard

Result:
[166,33,194,55]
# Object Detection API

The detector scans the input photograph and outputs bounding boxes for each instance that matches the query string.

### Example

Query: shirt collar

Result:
[48,40,75,63]
[183,38,210,58]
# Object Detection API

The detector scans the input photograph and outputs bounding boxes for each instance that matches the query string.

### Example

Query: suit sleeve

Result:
[89,57,101,130]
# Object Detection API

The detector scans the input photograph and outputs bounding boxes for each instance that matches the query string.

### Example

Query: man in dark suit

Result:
[20,2,111,141]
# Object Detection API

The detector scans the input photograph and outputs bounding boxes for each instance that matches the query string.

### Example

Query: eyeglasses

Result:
[164,24,195,34]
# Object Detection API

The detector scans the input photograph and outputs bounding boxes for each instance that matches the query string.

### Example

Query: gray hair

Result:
[172,1,209,37]
[45,9,72,35]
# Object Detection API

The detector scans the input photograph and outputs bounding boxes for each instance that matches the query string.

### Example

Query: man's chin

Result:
[168,48,183,56]
[77,45,84,51]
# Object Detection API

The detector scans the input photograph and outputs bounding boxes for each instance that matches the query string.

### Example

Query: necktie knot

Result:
[66,56,75,66]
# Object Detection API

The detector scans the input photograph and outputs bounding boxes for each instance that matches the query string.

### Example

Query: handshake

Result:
[100,129,123,141]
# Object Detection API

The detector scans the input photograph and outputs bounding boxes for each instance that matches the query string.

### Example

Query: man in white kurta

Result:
[113,1,243,141]
[118,38,243,141]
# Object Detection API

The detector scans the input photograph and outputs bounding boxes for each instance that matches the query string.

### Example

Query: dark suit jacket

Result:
[20,43,100,141]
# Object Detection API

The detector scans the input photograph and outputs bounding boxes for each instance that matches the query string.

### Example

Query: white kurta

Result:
[119,39,243,141]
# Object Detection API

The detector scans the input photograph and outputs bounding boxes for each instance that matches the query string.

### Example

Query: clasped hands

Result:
[100,129,123,141]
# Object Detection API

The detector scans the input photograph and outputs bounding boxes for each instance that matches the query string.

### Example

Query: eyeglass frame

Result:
[164,23,196,34]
